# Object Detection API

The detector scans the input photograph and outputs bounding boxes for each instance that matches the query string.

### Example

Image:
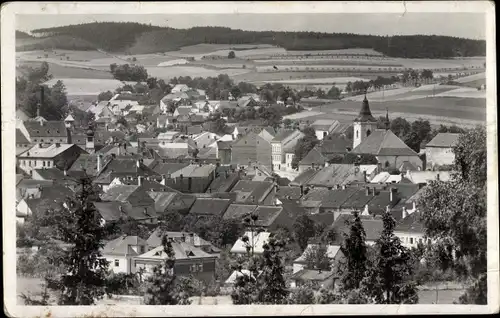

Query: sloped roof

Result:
[19,144,80,159]
[231,180,275,204]
[102,236,147,256]
[302,187,358,209]
[395,211,424,234]
[300,147,327,166]
[151,162,190,176]
[146,229,219,253]
[290,269,336,282]
[399,161,419,172]
[307,164,358,187]
[94,201,157,221]
[223,204,258,220]
[294,244,341,263]
[271,129,299,142]
[311,119,338,131]
[291,168,320,186]
[147,191,179,213]
[207,172,241,193]
[426,133,460,148]
[32,168,66,180]
[16,129,30,143]
[189,198,231,216]
[405,171,451,184]
[254,206,284,227]
[175,106,192,116]
[23,121,67,138]
[101,185,140,202]
[320,136,351,154]
[331,214,384,242]
[138,241,216,260]
[275,186,302,200]
[352,129,417,156]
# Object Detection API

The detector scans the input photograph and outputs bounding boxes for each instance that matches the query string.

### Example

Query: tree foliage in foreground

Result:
[418,127,487,304]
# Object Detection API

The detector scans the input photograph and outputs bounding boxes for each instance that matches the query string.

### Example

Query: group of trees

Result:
[109,63,149,82]
[16,62,69,120]
[30,23,486,58]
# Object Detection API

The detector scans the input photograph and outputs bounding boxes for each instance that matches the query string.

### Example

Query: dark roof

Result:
[302,187,358,209]
[102,235,147,256]
[331,214,384,242]
[275,186,302,200]
[395,211,424,234]
[339,188,377,210]
[291,169,319,186]
[151,162,189,175]
[223,204,258,220]
[23,121,67,138]
[16,129,30,143]
[307,164,359,188]
[300,147,327,166]
[271,129,298,142]
[146,229,220,253]
[352,129,418,157]
[207,172,241,193]
[189,198,231,216]
[426,133,460,148]
[231,180,275,204]
[67,154,103,178]
[101,185,141,202]
[354,96,377,122]
[217,140,232,150]
[187,125,203,135]
[219,101,239,109]
[94,201,157,221]
[33,168,66,180]
[254,206,284,227]
[16,179,54,189]
[320,136,351,154]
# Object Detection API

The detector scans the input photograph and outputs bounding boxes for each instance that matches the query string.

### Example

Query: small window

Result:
[42,161,46,167]
[29,161,32,167]
[409,238,414,244]
[114,259,120,267]
[50,139,53,142]
[140,246,145,254]
[47,161,51,167]
[366,130,371,137]
[40,139,44,142]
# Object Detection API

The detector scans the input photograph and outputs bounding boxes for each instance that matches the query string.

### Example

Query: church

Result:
[351,95,423,171]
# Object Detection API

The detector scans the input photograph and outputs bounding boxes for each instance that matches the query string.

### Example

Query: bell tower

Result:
[353,94,378,149]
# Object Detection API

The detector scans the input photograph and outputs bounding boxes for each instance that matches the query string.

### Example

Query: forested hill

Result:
[24,22,486,58]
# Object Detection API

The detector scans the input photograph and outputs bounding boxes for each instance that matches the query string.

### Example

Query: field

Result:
[44,78,139,96]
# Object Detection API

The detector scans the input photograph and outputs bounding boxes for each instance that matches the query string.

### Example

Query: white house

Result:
[171,84,191,93]
[311,119,339,141]
[292,244,343,274]
[424,133,460,169]
[102,235,148,274]
[394,210,426,249]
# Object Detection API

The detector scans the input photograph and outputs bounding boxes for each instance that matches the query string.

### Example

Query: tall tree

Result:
[291,127,319,169]
[293,214,317,251]
[44,176,116,305]
[361,210,419,304]
[339,211,369,293]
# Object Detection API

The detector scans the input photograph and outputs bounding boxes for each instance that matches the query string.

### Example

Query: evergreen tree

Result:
[360,211,418,304]
[339,211,369,293]
[44,176,115,305]
[231,235,289,304]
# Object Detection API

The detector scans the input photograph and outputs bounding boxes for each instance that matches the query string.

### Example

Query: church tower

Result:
[353,94,378,149]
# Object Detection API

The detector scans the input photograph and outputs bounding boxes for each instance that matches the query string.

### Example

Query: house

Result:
[292,244,344,274]
[289,269,337,290]
[290,168,320,187]
[424,133,460,169]
[305,164,364,188]
[206,170,241,193]
[93,158,161,191]
[236,96,258,108]
[329,213,384,246]
[134,240,218,283]
[215,141,232,165]
[351,129,423,170]
[15,178,53,203]
[224,270,261,288]
[102,235,148,274]
[17,143,87,175]
[311,119,339,141]
[231,180,276,205]
[271,130,304,172]
[192,132,221,150]
[20,120,69,144]
[157,114,175,129]
[231,132,272,170]
[230,231,272,255]
[157,131,181,142]
[188,198,232,218]
[174,106,193,118]
[147,229,220,255]
[171,84,191,93]
[394,211,426,249]
[31,168,67,182]
[163,164,217,193]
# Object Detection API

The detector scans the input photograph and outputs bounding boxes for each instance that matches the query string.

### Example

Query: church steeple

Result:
[355,93,377,123]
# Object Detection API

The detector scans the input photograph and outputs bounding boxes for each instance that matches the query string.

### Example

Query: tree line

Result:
[29,22,486,57]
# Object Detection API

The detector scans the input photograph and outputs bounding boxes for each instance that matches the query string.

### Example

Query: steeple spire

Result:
[355,92,377,123]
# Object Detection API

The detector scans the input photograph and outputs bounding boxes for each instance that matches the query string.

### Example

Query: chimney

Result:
[390,188,397,201]
[97,154,102,173]
[402,206,408,219]
[138,176,142,186]
[55,143,61,148]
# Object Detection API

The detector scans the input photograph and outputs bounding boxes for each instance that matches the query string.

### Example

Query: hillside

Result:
[21,22,486,58]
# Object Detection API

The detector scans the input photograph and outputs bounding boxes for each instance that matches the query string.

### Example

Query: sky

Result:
[16,13,486,40]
